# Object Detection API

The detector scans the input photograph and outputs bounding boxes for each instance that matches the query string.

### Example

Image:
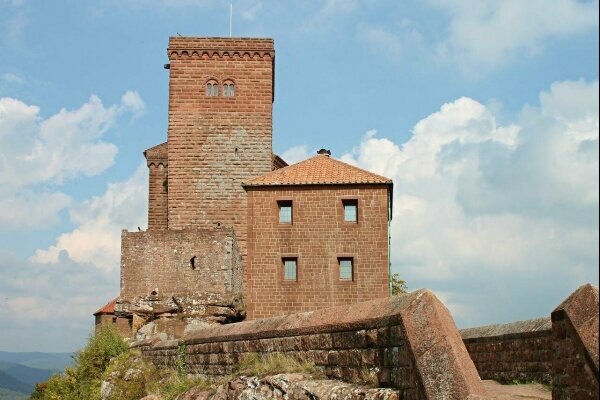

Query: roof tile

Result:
[244,154,392,186]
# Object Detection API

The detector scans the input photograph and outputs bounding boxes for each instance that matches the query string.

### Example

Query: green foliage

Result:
[29,326,129,400]
[101,352,160,400]
[390,273,408,295]
[175,341,186,377]
[234,353,324,379]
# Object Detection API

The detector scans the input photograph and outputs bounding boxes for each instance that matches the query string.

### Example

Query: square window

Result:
[283,258,297,281]
[339,258,353,281]
[278,201,293,224]
[343,200,358,222]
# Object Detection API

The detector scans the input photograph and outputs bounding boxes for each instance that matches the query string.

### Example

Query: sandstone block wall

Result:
[120,228,242,302]
[551,283,599,399]
[245,185,390,320]
[145,142,168,230]
[461,318,553,384]
[166,38,275,266]
[136,290,485,400]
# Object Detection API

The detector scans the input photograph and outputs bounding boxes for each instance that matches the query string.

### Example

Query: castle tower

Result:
[165,37,275,257]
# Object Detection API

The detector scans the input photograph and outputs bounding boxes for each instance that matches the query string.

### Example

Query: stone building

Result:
[95,37,393,336]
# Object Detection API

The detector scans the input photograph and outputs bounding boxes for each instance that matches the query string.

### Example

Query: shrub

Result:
[30,326,129,400]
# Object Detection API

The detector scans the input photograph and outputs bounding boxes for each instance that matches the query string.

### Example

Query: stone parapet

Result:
[136,290,485,400]
[461,317,553,384]
[551,283,599,399]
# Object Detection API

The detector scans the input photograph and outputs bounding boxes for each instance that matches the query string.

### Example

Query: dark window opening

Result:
[343,199,358,222]
[190,255,197,269]
[338,257,354,281]
[282,257,298,281]
[278,200,293,224]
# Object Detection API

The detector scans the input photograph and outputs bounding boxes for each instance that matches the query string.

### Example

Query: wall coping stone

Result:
[551,283,599,377]
[460,317,551,341]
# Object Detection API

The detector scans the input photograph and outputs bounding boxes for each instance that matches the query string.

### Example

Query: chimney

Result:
[317,149,331,157]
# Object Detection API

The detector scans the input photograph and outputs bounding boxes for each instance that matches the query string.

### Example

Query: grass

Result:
[233,352,325,379]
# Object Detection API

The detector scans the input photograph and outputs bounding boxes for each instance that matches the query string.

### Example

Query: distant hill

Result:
[0,351,73,397]
[0,351,72,372]
[0,387,28,400]
[0,370,30,395]
[0,362,56,387]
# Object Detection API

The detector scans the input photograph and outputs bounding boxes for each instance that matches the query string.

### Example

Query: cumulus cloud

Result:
[0,250,118,351]
[121,90,147,121]
[432,0,599,71]
[31,164,148,272]
[0,93,144,229]
[359,0,598,75]
[342,79,599,326]
[280,144,312,164]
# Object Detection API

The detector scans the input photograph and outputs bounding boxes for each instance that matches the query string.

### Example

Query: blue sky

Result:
[0,0,598,352]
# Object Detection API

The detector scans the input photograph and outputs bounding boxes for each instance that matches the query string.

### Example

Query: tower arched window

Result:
[223,80,235,97]
[206,80,218,97]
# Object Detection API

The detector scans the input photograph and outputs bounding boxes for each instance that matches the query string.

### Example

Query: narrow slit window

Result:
[283,258,297,281]
[339,258,353,281]
[278,200,292,224]
[343,200,358,222]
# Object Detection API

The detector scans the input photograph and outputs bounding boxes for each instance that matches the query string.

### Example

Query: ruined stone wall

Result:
[551,284,599,399]
[245,185,390,320]
[120,228,242,302]
[136,290,485,400]
[166,38,275,267]
[460,318,553,384]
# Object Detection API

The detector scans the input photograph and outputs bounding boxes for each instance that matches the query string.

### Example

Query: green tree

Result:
[390,273,408,295]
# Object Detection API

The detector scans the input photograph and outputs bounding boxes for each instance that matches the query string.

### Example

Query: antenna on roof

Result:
[229,3,233,37]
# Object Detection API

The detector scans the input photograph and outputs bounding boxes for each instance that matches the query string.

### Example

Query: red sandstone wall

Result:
[551,284,599,399]
[245,185,390,320]
[136,290,485,399]
[461,319,553,384]
[94,314,132,336]
[148,163,168,229]
[120,228,242,302]
[166,38,274,266]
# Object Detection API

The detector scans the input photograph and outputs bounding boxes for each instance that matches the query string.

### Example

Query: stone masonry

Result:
[245,184,390,320]
[136,290,485,400]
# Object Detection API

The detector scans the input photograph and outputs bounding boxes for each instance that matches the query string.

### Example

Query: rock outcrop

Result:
[175,373,399,400]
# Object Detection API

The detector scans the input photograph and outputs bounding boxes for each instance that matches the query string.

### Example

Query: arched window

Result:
[223,80,235,97]
[206,80,218,97]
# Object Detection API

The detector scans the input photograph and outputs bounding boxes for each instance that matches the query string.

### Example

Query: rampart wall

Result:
[135,290,485,400]
[461,284,599,398]
[461,317,553,384]
[551,284,598,399]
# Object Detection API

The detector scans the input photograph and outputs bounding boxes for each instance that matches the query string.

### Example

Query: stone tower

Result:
[166,37,275,256]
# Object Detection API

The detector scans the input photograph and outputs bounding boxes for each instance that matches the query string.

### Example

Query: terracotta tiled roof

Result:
[93,298,117,316]
[244,154,392,186]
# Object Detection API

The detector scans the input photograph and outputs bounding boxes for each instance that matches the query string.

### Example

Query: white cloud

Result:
[302,0,358,32]
[0,93,144,229]
[31,164,148,272]
[343,79,599,326]
[0,250,118,351]
[280,144,311,164]
[0,72,25,85]
[121,90,147,120]
[432,0,599,72]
